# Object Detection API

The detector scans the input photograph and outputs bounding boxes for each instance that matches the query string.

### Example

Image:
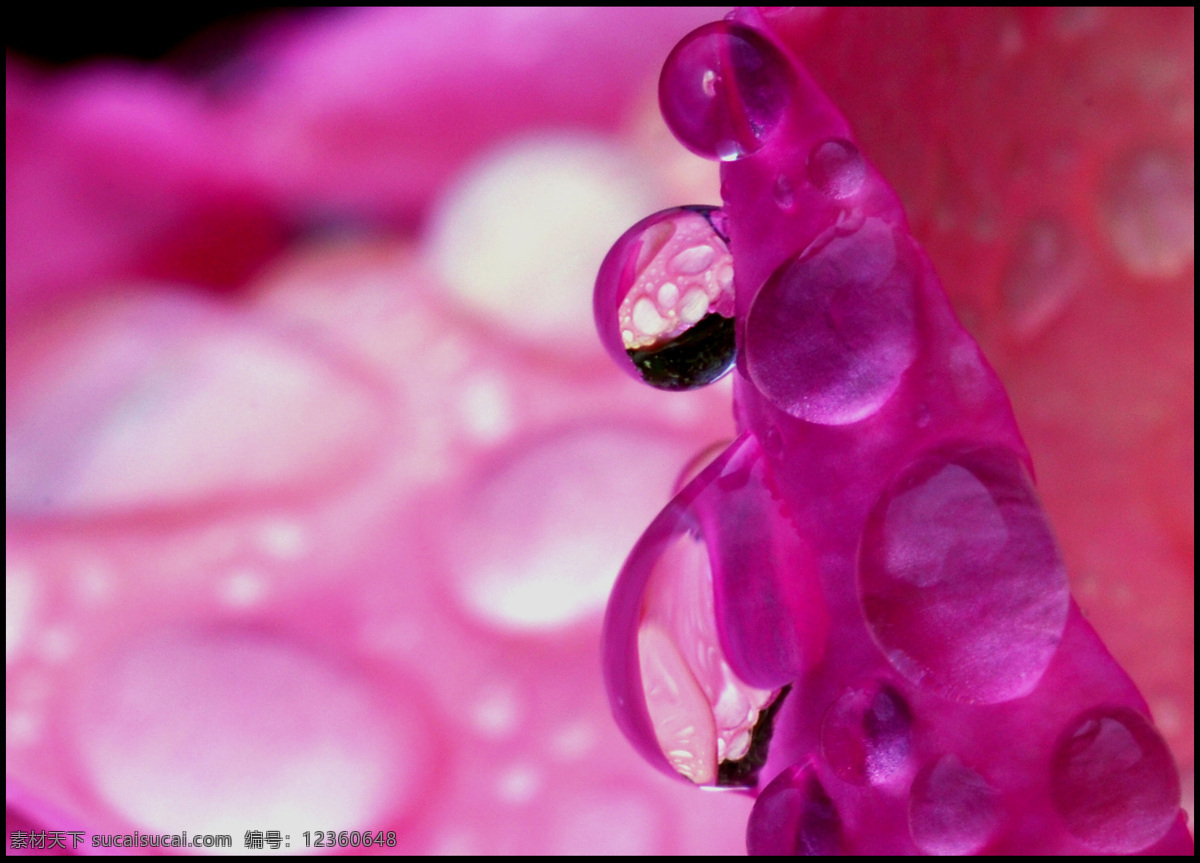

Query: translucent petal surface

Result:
[600,7,1192,857]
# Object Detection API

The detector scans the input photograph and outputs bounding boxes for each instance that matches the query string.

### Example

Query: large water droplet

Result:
[604,437,801,787]
[747,762,844,855]
[744,217,917,424]
[1051,707,1180,853]
[808,138,866,199]
[908,755,1000,855]
[858,443,1069,703]
[821,682,914,786]
[594,206,736,390]
[658,22,793,162]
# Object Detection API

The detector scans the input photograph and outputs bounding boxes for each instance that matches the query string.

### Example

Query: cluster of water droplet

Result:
[596,10,1188,858]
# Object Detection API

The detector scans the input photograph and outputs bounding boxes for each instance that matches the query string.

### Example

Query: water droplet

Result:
[1051,707,1180,853]
[1101,148,1194,279]
[1002,217,1082,339]
[629,517,776,786]
[772,174,795,210]
[604,438,790,786]
[658,22,793,162]
[908,755,1000,855]
[808,138,866,199]
[594,206,737,390]
[747,763,844,855]
[744,218,917,424]
[858,444,1070,703]
[821,682,914,786]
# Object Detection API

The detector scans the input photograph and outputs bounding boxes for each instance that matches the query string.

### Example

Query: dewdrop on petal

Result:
[595,206,737,390]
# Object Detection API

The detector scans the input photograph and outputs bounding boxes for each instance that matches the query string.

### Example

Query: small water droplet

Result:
[762,426,783,457]
[1051,707,1180,853]
[808,138,866,199]
[1002,217,1082,339]
[748,763,844,855]
[772,174,795,210]
[595,207,737,390]
[821,682,913,786]
[658,22,793,162]
[744,218,917,424]
[1101,148,1194,279]
[859,444,1069,703]
[908,755,1000,855]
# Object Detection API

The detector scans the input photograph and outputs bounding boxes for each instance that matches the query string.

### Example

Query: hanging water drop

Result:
[594,207,737,390]
[658,22,793,162]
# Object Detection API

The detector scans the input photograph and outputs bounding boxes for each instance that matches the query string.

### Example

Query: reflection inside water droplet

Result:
[634,523,778,785]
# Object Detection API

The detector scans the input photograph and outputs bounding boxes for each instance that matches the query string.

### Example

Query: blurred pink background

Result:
[6,8,1193,854]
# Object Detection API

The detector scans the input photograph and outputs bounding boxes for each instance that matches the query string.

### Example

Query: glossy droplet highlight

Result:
[821,682,914,786]
[594,207,736,390]
[808,138,866,199]
[1051,707,1180,853]
[908,755,1000,856]
[747,762,844,856]
[858,444,1069,703]
[658,22,793,162]
[744,217,917,424]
